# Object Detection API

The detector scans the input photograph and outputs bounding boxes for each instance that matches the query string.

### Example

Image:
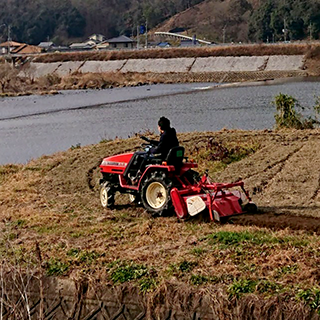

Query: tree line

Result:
[0,0,320,45]
[248,0,320,42]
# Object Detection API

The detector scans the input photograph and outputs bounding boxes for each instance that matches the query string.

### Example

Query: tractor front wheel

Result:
[243,202,258,213]
[100,182,115,208]
[141,172,171,216]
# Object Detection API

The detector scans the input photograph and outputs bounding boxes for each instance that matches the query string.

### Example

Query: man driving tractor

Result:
[130,116,179,183]
[150,116,179,158]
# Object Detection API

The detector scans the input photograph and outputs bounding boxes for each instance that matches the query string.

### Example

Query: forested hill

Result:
[1,0,320,45]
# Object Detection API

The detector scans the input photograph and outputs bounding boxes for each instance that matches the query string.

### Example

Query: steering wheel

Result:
[140,136,157,146]
[140,136,151,143]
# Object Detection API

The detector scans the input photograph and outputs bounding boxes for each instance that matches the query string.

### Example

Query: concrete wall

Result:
[1,276,314,320]
[22,55,305,78]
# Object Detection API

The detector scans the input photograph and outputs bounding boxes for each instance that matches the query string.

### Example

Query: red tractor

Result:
[99,136,257,221]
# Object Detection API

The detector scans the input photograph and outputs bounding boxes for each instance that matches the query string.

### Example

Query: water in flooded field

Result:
[0,79,319,164]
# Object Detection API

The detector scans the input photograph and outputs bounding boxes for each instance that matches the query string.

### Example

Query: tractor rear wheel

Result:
[141,171,172,216]
[100,182,115,208]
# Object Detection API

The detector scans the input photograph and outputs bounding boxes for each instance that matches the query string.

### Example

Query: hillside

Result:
[1,129,320,317]
[156,0,320,43]
[1,0,320,45]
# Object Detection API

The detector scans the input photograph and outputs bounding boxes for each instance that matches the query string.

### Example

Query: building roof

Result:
[0,41,24,48]
[106,35,133,43]
[69,42,95,49]
[38,42,54,48]
[11,44,42,54]
[157,42,171,47]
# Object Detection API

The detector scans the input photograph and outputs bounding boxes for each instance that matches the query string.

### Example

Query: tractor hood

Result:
[100,152,134,173]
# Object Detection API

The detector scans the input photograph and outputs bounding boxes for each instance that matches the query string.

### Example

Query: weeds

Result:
[46,258,69,276]
[256,280,283,295]
[228,278,257,298]
[190,138,259,172]
[273,93,319,129]
[67,249,102,265]
[207,230,273,247]
[190,247,207,257]
[297,287,320,314]
[70,143,81,150]
[167,260,198,279]
[275,264,298,278]
[139,276,157,293]
[206,230,310,249]
[190,274,209,285]
[108,260,149,284]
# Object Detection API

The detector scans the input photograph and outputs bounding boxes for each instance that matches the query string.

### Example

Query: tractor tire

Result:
[141,171,172,216]
[243,202,258,213]
[100,182,115,208]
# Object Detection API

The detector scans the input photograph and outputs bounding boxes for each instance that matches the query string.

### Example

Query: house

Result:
[69,40,96,51]
[98,35,134,50]
[11,44,42,55]
[89,34,106,43]
[157,42,171,48]
[179,39,199,47]
[38,41,54,51]
[0,41,24,54]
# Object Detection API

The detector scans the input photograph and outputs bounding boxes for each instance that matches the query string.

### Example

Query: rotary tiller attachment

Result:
[171,177,257,221]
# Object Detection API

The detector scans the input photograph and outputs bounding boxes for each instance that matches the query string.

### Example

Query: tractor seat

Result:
[165,146,185,170]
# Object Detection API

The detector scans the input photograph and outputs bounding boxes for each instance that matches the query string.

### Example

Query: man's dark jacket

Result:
[150,127,179,159]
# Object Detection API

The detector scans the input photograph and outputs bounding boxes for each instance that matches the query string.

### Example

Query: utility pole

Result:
[309,22,313,41]
[283,18,288,42]
[222,25,226,44]
[7,24,11,55]
[136,25,139,49]
[145,20,148,48]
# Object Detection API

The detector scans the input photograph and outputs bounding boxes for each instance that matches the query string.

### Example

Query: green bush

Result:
[273,93,318,129]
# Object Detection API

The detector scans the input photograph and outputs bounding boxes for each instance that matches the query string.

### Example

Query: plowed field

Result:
[1,129,320,310]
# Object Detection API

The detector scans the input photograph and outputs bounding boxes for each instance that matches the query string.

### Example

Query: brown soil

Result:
[231,212,320,234]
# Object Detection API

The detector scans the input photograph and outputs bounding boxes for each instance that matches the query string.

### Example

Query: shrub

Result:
[273,93,317,129]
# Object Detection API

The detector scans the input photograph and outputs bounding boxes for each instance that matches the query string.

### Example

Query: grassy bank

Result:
[1,130,320,315]
[32,42,317,63]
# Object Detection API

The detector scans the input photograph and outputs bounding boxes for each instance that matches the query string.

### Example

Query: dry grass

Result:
[1,130,320,313]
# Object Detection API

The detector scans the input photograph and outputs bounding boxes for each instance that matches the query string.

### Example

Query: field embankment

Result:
[2,42,320,97]
[1,130,320,318]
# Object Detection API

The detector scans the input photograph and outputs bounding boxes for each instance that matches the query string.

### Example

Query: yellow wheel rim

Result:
[100,186,109,207]
[146,182,167,209]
